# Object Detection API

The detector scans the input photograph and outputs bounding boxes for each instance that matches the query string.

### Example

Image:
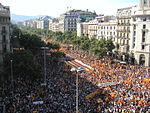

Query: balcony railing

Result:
[0,40,9,44]
[0,11,10,17]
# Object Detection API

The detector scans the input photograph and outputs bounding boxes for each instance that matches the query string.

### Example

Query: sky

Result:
[1,0,139,17]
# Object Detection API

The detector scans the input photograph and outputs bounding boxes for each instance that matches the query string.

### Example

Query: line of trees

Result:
[20,26,115,57]
[3,24,65,78]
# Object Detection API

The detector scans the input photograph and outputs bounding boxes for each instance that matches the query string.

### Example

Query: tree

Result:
[54,31,63,42]
[51,51,65,59]
[47,42,60,50]
[62,31,77,43]
[93,48,107,57]
[89,38,115,57]
[79,36,90,51]
[11,24,21,38]
[3,50,41,78]
[19,31,45,54]
[104,39,115,52]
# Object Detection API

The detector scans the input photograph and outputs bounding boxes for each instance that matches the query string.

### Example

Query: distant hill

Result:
[11,14,49,23]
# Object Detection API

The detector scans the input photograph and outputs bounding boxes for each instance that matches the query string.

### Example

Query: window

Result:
[133,25,136,30]
[133,31,136,36]
[128,20,130,24]
[123,40,125,45]
[143,18,147,21]
[3,44,7,53]
[144,0,148,6]
[124,33,125,37]
[142,31,146,42]
[133,36,136,42]
[127,40,129,44]
[143,25,146,29]
[2,35,6,43]
[2,26,6,33]
[142,45,145,50]
[133,18,136,21]
[132,43,135,48]
[139,54,145,65]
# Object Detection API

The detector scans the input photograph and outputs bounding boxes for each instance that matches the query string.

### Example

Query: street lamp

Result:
[41,47,49,86]
[10,60,14,96]
[71,67,84,113]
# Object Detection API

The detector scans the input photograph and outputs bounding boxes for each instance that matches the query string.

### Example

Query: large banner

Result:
[98,82,120,87]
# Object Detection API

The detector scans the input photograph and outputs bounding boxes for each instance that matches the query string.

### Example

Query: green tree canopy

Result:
[4,50,41,78]
[19,31,45,54]
[47,42,60,50]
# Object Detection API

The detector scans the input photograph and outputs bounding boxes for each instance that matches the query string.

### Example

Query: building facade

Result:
[116,7,133,60]
[77,15,117,41]
[77,22,89,37]
[59,9,98,32]
[130,0,150,66]
[0,3,11,73]
[88,20,99,39]
[97,20,117,41]
[23,16,51,29]
[77,0,150,66]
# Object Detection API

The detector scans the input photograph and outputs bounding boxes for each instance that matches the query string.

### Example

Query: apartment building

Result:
[88,19,99,39]
[23,19,37,28]
[77,15,117,40]
[77,22,89,37]
[97,20,117,41]
[48,18,64,32]
[129,0,150,66]
[116,6,132,59]
[59,9,98,32]
[23,16,51,29]
[0,3,11,73]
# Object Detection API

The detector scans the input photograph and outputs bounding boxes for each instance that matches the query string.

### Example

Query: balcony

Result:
[0,11,10,17]
[141,29,148,32]
[1,30,7,35]
[0,40,8,44]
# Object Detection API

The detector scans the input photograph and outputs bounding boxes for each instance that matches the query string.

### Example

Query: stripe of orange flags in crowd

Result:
[85,90,98,99]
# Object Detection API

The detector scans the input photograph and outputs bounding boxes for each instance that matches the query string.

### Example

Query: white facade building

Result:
[116,6,133,59]
[77,15,117,41]
[23,16,51,29]
[97,20,117,41]
[130,0,150,66]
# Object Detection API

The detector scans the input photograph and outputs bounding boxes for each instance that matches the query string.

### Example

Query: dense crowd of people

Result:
[65,45,150,112]
[0,61,107,112]
[0,44,150,113]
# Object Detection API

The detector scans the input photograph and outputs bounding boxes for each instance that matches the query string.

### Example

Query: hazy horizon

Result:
[2,0,138,17]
